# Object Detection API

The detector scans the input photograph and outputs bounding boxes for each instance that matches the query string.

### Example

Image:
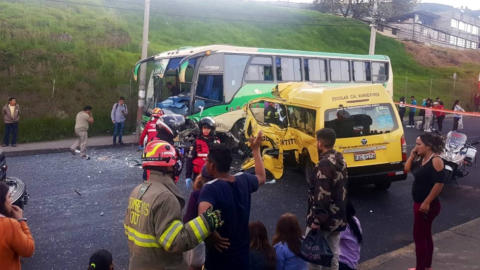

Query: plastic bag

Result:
[183,241,205,267]
[299,229,333,267]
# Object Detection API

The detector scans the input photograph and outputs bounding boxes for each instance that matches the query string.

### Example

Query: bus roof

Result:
[273,82,390,108]
[153,45,389,61]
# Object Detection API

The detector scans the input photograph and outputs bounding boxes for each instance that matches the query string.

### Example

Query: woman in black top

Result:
[405,133,445,270]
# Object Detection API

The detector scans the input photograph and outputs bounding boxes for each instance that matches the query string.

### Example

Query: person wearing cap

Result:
[183,165,215,270]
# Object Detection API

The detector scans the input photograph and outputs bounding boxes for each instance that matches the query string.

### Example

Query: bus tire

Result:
[374,180,392,190]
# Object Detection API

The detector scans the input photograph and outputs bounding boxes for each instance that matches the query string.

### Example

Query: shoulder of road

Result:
[359,217,480,270]
[0,135,137,157]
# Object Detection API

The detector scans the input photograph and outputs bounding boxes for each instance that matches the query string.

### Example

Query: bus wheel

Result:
[374,180,392,190]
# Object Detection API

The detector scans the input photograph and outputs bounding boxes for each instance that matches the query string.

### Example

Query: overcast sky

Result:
[256,0,480,10]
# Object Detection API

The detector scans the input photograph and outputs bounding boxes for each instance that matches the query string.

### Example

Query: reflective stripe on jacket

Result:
[124,171,212,269]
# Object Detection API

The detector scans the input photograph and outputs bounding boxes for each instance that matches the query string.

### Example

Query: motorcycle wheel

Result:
[5,177,28,209]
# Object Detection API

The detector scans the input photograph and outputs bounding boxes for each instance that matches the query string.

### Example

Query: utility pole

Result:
[369,0,378,55]
[136,0,151,138]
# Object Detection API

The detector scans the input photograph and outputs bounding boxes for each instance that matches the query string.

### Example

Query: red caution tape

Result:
[394,102,480,117]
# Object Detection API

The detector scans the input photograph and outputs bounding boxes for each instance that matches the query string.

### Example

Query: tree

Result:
[314,0,417,20]
[378,0,419,21]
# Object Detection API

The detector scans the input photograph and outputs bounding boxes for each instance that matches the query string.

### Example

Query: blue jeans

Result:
[3,123,18,145]
[113,122,125,142]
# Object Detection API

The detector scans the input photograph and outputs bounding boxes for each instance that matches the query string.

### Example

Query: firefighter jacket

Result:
[124,171,213,270]
[139,120,158,146]
[185,135,220,178]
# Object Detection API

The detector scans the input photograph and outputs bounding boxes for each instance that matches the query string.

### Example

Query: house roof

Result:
[388,10,441,23]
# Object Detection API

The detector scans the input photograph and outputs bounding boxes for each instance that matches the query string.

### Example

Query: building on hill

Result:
[386,9,480,51]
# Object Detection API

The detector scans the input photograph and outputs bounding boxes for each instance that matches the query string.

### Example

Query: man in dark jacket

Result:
[2,97,20,147]
[306,128,348,270]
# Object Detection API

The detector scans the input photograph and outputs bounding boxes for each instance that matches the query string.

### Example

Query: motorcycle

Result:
[441,131,479,187]
[0,150,29,209]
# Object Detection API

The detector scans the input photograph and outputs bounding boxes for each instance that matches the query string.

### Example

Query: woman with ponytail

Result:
[88,249,113,270]
[338,200,362,270]
[405,133,445,270]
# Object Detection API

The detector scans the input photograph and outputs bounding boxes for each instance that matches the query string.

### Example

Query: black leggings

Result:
[453,117,460,131]
[437,115,445,132]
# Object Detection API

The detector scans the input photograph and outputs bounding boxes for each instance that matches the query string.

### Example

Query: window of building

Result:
[353,61,371,82]
[439,33,446,41]
[472,42,478,49]
[392,28,398,35]
[451,19,458,29]
[224,54,250,103]
[330,60,350,82]
[372,62,388,82]
[431,30,438,40]
[459,21,466,31]
[467,24,472,33]
[276,57,302,82]
[245,57,274,81]
[422,27,428,36]
[287,106,317,137]
[450,36,457,45]
[304,59,328,82]
[458,38,465,47]
[466,40,471,49]
[473,26,479,36]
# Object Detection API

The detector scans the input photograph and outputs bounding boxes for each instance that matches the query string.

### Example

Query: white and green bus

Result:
[134,45,393,145]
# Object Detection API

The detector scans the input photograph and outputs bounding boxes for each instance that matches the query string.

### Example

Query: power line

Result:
[44,0,370,27]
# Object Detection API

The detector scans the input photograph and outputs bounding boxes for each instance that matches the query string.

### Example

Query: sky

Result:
[256,0,480,10]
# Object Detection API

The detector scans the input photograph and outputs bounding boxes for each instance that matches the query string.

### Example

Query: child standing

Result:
[272,213,307,270]
[338,201,363,270]
[249,221,276,270]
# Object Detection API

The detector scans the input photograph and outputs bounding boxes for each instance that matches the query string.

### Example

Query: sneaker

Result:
[12,144,17,147]
[70,148,76,155]
[1,144,7,147]
[113,141,117,145]
[80,154,90,160]
[119,141,124,145]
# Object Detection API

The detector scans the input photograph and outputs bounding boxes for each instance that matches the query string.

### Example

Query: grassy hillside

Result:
[0,0,479,142]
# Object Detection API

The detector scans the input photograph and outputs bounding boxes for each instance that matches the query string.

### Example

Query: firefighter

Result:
[264,102,279,125]
[185,117,220,188]
[125,140,224,270]
[139,108,163,148]
[154,114,185,145]
[147,114,186,183]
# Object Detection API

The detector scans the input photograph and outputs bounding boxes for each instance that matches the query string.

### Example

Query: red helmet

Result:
[151,108,164,118]
[142,141,176,168]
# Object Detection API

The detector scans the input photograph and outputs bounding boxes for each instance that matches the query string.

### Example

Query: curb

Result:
[2,142,137,157]
[358,217,480,270]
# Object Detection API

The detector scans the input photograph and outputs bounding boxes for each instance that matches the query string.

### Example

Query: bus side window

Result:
[224,55,250,103]
[330,60,350,82]
[277,57,301,82]
[246,57,273,82]
[196,75,224,106]
[372,62,388,82]
[353,61,371,82]
[304,59,327,82]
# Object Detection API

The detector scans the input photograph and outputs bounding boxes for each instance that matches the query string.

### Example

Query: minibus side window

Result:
[286,106,316,137]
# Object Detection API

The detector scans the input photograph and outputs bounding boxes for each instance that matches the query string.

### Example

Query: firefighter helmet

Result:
[151,108,164,118]
[198,117,216,136]
[142,141,177,168]
[156,114,185,138]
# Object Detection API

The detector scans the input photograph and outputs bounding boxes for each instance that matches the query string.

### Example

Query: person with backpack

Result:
[111,97,128,145]
[338,201,363,270]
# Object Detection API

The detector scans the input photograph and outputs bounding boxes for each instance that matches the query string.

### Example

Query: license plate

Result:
[354,151,376,161]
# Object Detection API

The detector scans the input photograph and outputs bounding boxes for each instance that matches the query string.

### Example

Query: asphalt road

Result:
[8,116,480,270]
